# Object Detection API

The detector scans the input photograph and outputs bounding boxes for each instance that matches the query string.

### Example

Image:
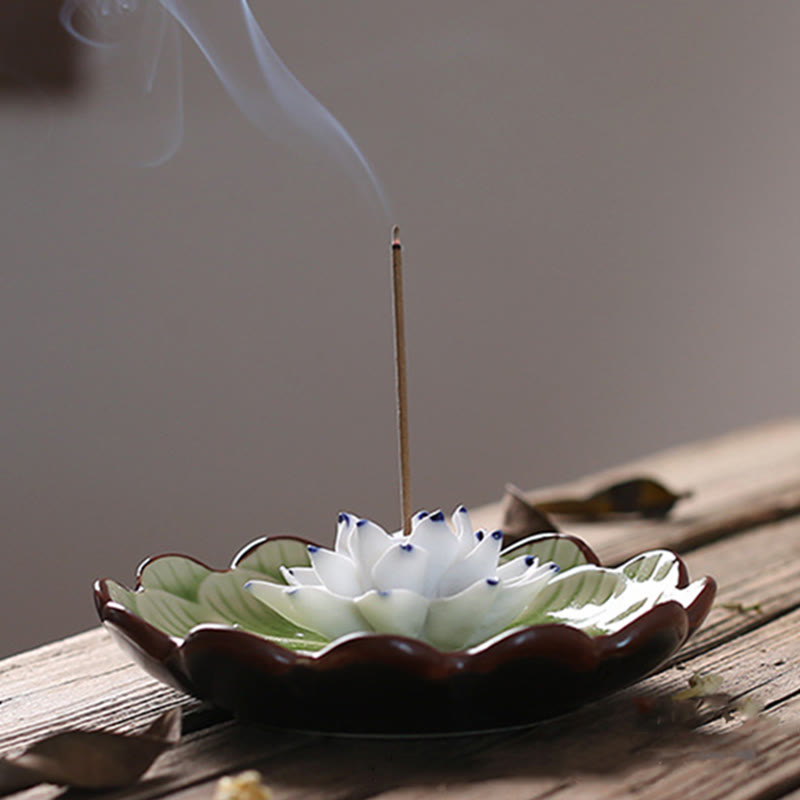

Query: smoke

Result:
[59,0,389,214]
[60,0,144,48]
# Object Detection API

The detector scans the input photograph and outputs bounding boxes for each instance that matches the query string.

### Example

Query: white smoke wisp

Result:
[60,0,143,48]
[59,0,389,215]
[59,0,183,166]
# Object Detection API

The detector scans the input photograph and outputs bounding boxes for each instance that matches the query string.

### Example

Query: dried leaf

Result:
[0,708,180,796]
[534,477,691,520]
[719,601,763,615]
[215,770,274,800]
[501,485,561,542]
[672,671,725,701]
[634,692,734,729]
[503,483,559,539]
[636,674,763,730]
[736,695,765,720]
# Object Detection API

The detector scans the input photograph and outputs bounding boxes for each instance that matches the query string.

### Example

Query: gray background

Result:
[2,1,799,657]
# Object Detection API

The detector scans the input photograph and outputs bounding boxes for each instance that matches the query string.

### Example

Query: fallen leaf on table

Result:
[539,477,691,518]
[735,694,765,720]
[506,477,690,529]
[719,601,763,614]
[672,671,725,701]
[0,708,181,796]
[215,770,273,800]
[501,485,561,542]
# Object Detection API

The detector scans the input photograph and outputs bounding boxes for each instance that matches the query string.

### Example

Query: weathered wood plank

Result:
[472,418,800,564]
[5,421,800,800]
[2,640,795,800]
[341,610,800,800]
[0,631,193,751]
[3,723,323,800]
[362,725,800,800]
[5,485,797,752]
[150,507,800,798]
[157,516,800,800]
[488,418,800,518]
[587,477,800,566]
[676,513,800,662]
[6,509,798,800]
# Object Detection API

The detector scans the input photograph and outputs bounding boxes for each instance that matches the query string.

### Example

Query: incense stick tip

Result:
[391,225,401,247]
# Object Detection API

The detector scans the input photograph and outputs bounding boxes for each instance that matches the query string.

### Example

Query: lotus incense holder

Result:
[95,507,715,734]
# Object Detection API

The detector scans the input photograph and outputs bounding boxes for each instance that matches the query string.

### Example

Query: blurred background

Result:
[1,0,799,657]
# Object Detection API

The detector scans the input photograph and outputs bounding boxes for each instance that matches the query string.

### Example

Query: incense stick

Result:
[391,226,412,536]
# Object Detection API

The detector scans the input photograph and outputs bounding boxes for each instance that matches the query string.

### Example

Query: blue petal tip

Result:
[430,510,445,522]
[356,518,368,527]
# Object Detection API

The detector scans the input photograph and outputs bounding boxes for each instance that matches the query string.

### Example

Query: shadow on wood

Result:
[230,687,766,798]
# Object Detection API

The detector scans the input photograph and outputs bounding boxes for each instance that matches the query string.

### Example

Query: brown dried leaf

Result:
[501,485,561,542]
[534,477,691,520]
[719,601,763,615]
[215,770,274,800]
[0,708,180,795]
[672,671,724,701]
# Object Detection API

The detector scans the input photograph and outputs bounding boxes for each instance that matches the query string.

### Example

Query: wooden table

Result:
[4,420,800,800]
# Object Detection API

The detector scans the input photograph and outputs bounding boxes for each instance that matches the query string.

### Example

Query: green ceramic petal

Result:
[622,550,679,584]
[105,579,140,615]
[197,568,328,651]
[136,589,221,638]
[511,550,688,636]
[234,538,312,581]
[109,553,330,651]
[499,534,590,571]
[514,566,623,629]
[139,556,212,602]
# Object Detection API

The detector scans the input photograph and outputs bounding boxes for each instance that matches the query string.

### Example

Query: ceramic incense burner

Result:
[95,507,714,734]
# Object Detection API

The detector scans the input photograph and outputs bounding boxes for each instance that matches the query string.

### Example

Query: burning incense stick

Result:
[391,226,412,535]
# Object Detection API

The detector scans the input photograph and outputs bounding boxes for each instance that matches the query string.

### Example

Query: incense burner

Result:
[95,508,715,734]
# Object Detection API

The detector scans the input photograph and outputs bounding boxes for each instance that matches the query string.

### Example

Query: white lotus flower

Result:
[245,507,560,650]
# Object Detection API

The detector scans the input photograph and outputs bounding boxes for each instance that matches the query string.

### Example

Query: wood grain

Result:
[0,631,191,751]
[474,418,800,564]
[5,420,800,800]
